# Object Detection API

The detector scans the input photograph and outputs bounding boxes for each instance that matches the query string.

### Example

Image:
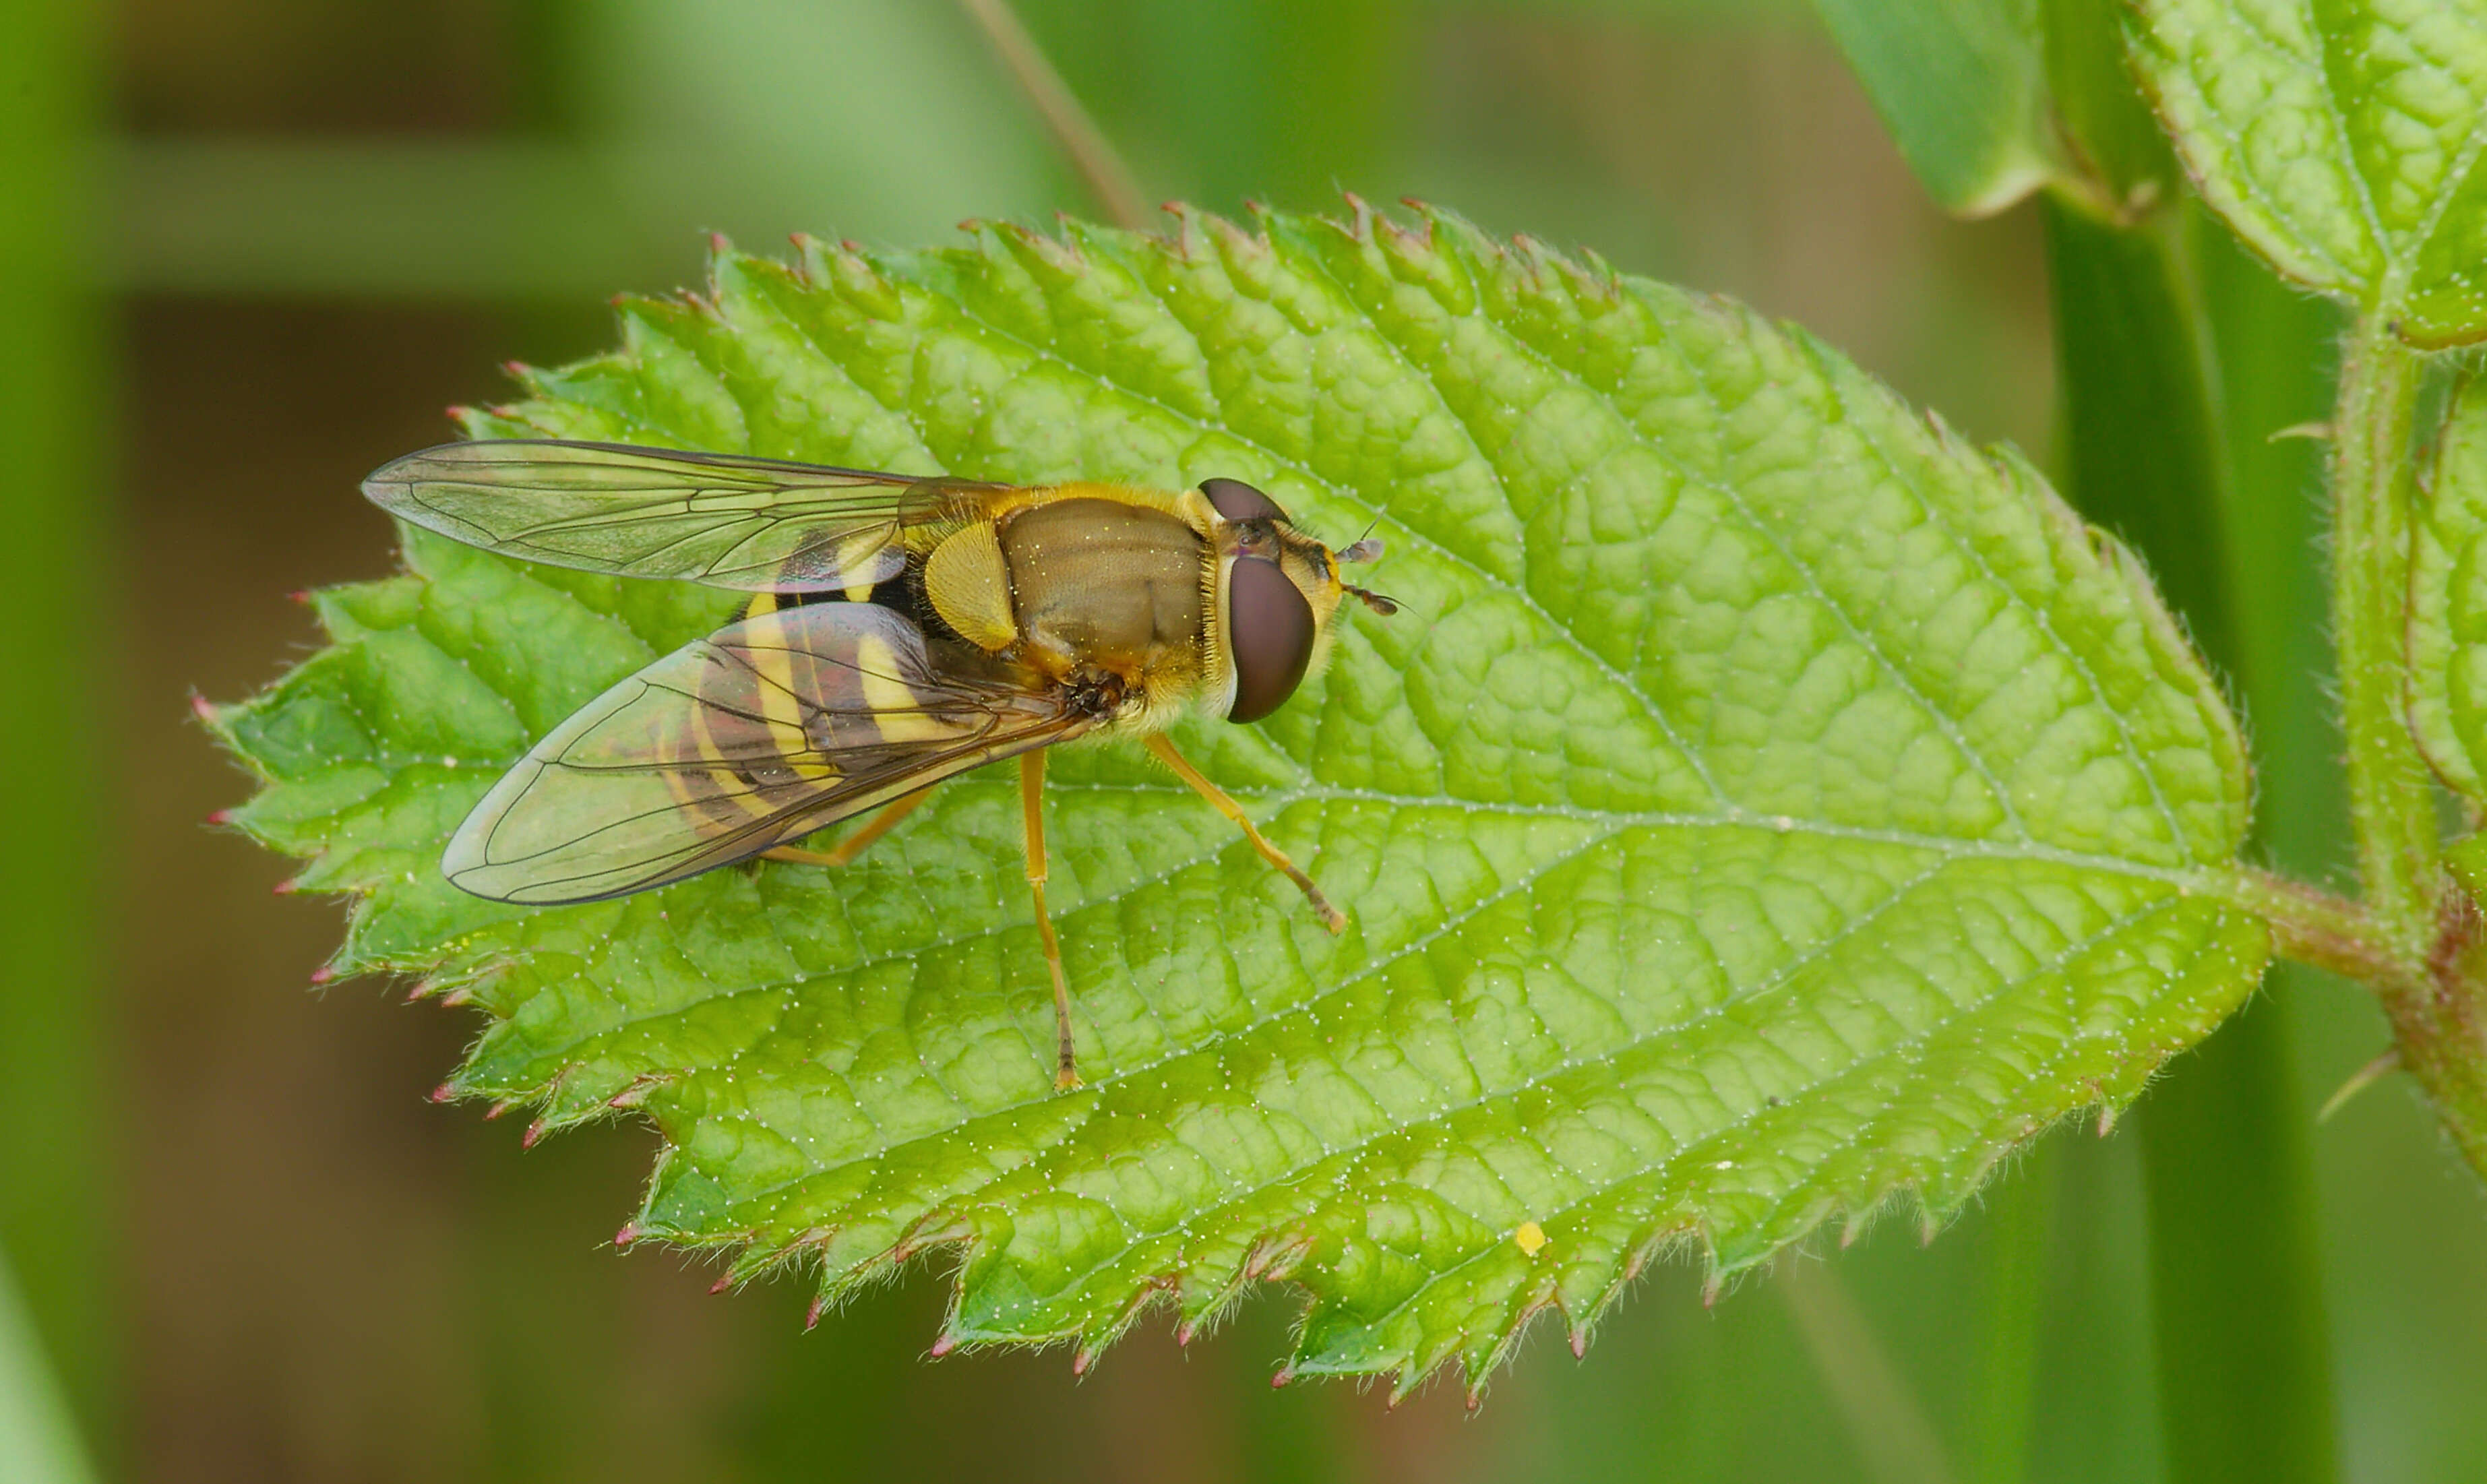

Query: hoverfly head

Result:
[1200,478,1398,722]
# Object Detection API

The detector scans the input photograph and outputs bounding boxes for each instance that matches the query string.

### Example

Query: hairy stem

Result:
[2226,869,2392,984]
[2330,316,2436,960]
[2390,895,2487,1173]
[2322,313,2487,1175]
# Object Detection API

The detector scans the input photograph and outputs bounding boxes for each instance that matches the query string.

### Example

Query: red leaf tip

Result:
[189,694,218,722]
[520,1119,546,1149]
[271,879,298,896]
[804,1295,830,1332]
[927,1332,956,1358]
[708,1272,733,1295]
[307,966,334,986]
[427,1082,456,1104]
[204,808,233,826]
[613,1223,640,1248]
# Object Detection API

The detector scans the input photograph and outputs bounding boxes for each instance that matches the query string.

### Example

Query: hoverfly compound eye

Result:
[1225,556,1316,722]
[1200,478,1289,524]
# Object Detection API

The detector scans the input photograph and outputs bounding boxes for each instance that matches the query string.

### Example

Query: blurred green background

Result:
[4,0,2485,1479]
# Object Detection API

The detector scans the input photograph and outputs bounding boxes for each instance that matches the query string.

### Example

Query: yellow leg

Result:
[762,786,938,869]
[1021,752,1080,1090]
[1142,732,1346,933]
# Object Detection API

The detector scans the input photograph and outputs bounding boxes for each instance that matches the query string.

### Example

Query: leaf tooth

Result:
[604,1075,666,1110]
[1208,207,1271,262]
[815,241,900,321]
[1372,209,1475,316]
[1336,189,1376,244]
[1161,200,1208,259]
[989,220,1084,282]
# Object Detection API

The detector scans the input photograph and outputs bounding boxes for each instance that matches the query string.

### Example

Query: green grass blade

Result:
[0,0,113,1462]
[0,1256,98,1484]
[2043,193,2341,1484]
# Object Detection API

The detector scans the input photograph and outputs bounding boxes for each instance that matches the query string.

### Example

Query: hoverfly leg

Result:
[1141,733,1347,934]
[761,785,940,871]
[1020,752,1081,1090]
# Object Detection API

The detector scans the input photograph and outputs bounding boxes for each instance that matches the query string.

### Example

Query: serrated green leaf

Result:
[2130,0,2487,346]
[2412,371,2487,802]
[204,206,2272,1396]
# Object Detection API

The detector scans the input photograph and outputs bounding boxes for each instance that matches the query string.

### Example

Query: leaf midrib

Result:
[613,786,2245,1226]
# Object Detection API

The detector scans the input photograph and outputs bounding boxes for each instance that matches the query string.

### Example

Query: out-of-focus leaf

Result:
[1811,0,2061,216]
[207,206,2271,1396]
[2130,0,2487,346]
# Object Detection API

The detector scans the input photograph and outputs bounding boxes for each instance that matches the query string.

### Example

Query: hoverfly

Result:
[363,441,1394,1088]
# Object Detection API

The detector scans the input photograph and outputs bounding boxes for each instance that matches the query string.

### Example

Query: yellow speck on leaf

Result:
[1514,1221,1547,1256]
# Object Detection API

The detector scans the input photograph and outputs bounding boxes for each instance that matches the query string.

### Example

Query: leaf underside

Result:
[2130,0,2487,346]
[207,204,2266,1398]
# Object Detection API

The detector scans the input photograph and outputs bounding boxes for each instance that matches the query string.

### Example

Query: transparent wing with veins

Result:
[363,439,1014,592]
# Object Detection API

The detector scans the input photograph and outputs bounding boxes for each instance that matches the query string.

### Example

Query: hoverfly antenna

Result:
[1345,585,1400,617]
[1337,536,1385,565]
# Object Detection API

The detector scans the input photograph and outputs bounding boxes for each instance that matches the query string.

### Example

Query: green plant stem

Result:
[2385,932,2487,1172]
[2331,315,2437,960]
[2323,314,2487,1173]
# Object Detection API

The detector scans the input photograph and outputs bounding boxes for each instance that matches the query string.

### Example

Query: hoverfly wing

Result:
[363,439,1014,592]
[443,603,1088,904]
